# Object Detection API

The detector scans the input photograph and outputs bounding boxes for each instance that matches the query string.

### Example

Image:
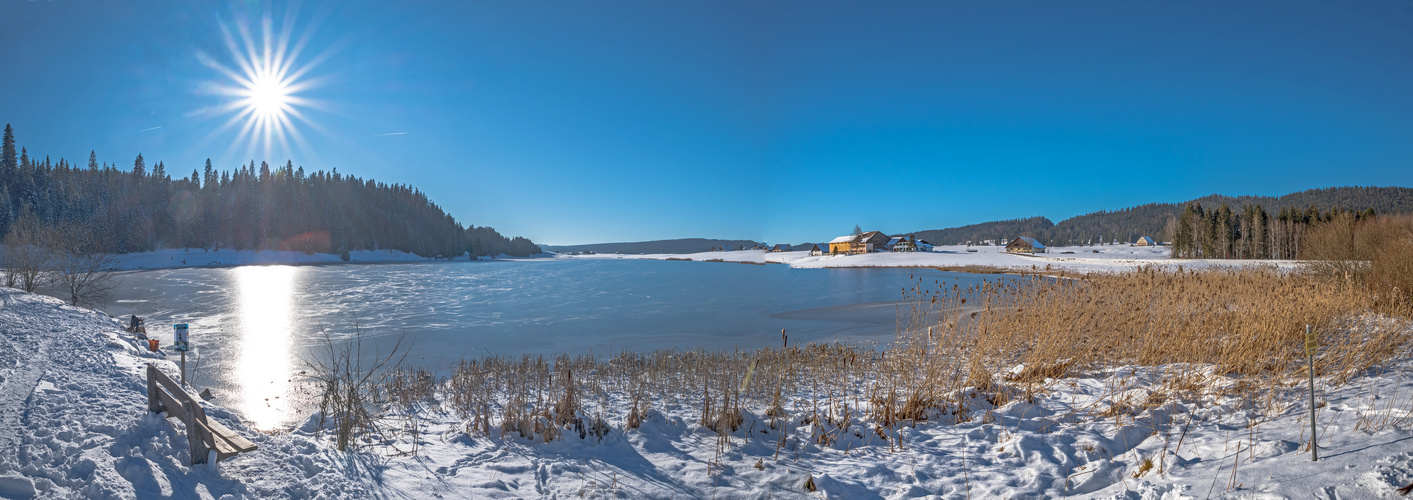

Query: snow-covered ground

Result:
[4,285,1413,498]
[105,248,446,271]
[560,245,1302,274]
[0,287,376,498]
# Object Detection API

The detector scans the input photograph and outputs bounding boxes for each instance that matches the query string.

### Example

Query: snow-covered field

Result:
[4,286,1413,498]
[561,245,1302,274]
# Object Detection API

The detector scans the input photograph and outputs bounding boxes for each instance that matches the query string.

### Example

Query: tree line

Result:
[0,124,541,259]
[1168,202,1377,259]
[908,186,1413,246]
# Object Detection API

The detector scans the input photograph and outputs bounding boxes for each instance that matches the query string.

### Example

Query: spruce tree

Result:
[1,124,15,187]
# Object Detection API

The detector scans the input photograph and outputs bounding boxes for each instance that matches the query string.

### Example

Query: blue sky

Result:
[2,0,1411,245]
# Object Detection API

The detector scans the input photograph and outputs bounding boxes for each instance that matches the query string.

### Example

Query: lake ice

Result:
[104,259,1001,429]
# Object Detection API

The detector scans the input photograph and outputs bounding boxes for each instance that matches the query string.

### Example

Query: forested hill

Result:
[908,186,1413,246]
[0,124,541,258]
[907,217,1054,246]
[544,238,762,254]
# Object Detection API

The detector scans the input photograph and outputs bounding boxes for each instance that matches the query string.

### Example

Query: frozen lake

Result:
[104,259,1001,429]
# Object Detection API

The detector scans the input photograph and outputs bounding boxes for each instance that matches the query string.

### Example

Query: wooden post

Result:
[180,351,186,386]
[146,365,162,413]
[183,400,209,466]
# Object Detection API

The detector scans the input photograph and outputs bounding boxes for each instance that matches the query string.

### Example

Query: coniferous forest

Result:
[0,124,541,258]
[1168,203,1376,259]
[910,186,1413,251]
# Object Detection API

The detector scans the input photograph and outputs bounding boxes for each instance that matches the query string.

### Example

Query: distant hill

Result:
[544,238,763,254]
[908,186,1413,246]
[907,217,1054,247]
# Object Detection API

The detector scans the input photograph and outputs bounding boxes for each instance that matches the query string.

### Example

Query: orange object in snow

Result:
[148,339,160,352]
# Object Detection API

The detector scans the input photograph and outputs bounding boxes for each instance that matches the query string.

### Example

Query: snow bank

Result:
[106,248,440,271]
[367,358,1413,499]
[0,288,373,498]
[561,244,1302,274]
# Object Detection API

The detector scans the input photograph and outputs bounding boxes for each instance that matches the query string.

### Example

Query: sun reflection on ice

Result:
[234,265,300,430]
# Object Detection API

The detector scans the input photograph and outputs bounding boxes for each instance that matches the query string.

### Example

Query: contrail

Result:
[374,132,407,136]
[136,126,163,133]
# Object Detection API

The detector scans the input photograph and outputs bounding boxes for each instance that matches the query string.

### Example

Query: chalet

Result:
[885,235,935,253]
[768,244,793,253]
[827,231,891,254]
[1134,236,1157,247]
[1005,236,1047,254]
[808,244,824,256]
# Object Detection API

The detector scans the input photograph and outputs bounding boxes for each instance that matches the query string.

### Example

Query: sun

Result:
[247,72,291,119]
[200,12,326,162]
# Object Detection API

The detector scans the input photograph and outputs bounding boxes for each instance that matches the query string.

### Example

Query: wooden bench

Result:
[146,364,258,465]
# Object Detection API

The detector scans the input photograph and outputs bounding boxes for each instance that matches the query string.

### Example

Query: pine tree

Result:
[1,124,16,187]
[132,154,146,177]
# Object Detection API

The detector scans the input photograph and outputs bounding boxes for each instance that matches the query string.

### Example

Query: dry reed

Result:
[394,267,1412,455]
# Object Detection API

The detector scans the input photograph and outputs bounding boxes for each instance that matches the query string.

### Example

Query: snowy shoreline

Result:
[102,248,538,272]
[558,244,1305,274]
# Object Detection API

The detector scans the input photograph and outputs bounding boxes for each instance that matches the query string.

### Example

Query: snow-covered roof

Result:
[829,235,858,244]
[1011,236,1046,249]
[887,237,904,246]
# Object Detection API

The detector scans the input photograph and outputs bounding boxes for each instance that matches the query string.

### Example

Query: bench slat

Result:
[155,387,189,422]
[205,419,258,452]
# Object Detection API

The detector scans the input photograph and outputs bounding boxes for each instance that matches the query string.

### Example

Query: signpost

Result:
[1306,324,1318,461]
[174,324,190,386]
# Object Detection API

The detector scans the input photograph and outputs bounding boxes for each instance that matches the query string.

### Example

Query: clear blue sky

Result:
[3,0,1411,245]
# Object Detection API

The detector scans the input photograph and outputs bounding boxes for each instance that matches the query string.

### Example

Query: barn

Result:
[1005,236,1047,254]
[828,231,890,254]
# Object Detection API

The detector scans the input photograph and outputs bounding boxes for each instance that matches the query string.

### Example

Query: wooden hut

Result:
[1005,236,1047,254]
[1134,236,1156,246]
[768,244,793,253]
[808,244,824,256]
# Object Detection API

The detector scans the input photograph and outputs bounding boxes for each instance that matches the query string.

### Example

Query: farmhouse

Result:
[1005,236,1047,254]
[808,244,824,256]
[768,244,793,253]
[828,231,891,254]
[1134,236,1157,246]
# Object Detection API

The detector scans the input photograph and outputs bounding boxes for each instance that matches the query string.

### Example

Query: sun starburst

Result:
[199,10,328,163]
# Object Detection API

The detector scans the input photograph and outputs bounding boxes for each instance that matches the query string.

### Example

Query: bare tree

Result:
[2,209,53,292]
[48,222,120,306]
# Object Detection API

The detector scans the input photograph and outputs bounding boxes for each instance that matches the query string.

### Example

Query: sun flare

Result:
[246,72,291,119]
[201,12,325,161]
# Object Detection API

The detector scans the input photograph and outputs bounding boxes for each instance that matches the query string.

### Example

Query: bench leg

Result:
[183,401,210,466]
[147,366,162,413]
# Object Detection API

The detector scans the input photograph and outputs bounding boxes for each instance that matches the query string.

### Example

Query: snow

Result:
[561,244,1304,274]
[5,282,1413,498]
[0,288,374,498]
[104,248,442,271]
